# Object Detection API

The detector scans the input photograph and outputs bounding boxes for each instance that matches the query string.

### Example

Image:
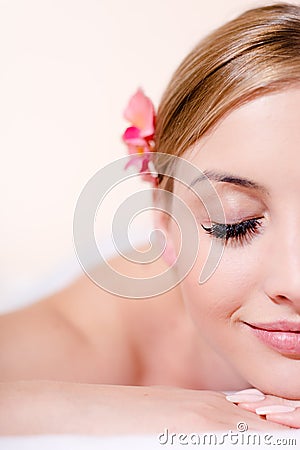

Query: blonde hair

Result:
[155,2,300,189]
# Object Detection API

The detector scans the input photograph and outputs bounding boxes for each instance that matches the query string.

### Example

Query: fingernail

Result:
[235,389,264,395]
[226,393,265,403]
[256,405,296,415]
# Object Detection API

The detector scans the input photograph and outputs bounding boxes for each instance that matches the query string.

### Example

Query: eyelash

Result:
[201,217,264,246]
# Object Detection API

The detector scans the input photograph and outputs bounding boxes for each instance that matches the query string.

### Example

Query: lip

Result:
[244,321,300,355]
[247,320,300,332]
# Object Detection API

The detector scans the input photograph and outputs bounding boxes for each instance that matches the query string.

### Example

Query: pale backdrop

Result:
[1,0,295,312]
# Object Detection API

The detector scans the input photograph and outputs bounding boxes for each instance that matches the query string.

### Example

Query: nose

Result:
[263,221,300,311]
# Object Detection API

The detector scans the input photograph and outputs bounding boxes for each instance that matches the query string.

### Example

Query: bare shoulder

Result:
[0,286,93,382]
[0,250,181,384]
[0,278,138,383]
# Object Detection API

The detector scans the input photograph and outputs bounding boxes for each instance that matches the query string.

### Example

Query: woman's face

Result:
[168,88,300,398]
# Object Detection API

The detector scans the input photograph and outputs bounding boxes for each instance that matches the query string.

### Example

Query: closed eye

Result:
[201,217,264,246]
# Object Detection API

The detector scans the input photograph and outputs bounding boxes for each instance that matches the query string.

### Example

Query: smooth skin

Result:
[1,88,300,434]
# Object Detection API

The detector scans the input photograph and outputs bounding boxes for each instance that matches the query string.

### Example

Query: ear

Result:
[152,190,177,267]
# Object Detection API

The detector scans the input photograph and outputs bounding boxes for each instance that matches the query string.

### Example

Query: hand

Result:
[140,386,290,433]
[226,388,300,428]
[0,382,290,435]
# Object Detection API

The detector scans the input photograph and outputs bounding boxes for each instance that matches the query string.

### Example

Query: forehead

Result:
[184,88,300,195]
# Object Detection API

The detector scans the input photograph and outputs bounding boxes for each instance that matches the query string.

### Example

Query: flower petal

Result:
[123,88,155,137]
[122,127,147,147]
[140,155,151,173]
[122,126,140,140]
[124,153,158,186]
[124,155,143,170]
[141,173,158,185]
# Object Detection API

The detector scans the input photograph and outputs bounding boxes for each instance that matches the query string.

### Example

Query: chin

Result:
[230,339,300,400]
[263,385,299,400]
[247,366,300,400]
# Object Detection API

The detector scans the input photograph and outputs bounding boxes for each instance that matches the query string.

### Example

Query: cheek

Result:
[180,244,260,329]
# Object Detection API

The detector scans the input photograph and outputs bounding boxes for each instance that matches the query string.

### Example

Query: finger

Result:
[253,394,300,408]
[226,390,265,403]
[236,395,300,413]
[265,407,300,429]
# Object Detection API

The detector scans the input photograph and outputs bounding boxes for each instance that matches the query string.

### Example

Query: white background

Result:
[1,0,295,312]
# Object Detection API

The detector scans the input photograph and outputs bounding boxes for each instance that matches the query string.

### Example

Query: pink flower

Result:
[123,88,155,138]
[122,89,158,185]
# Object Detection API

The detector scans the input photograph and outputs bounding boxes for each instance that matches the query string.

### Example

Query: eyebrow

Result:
[190,169,269,194]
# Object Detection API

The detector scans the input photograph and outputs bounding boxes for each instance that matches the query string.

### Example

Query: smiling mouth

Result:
[244,321,300,355]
